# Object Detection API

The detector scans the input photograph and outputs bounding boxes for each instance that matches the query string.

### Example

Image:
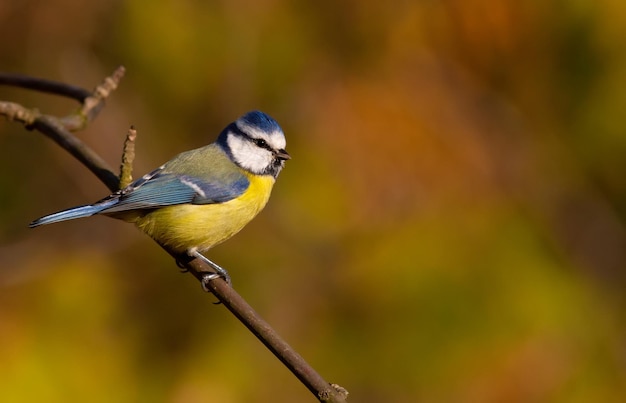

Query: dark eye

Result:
[254,138,269,148]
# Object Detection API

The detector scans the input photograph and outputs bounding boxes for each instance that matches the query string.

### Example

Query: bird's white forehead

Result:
[236,120,286,150]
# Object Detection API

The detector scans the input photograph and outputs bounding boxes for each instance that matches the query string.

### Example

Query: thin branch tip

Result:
[79,66,127,125]
[95,67,125,98]
[119,125,137,189]
[0,101,40,126]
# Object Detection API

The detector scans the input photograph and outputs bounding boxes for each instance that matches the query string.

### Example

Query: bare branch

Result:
[1,68,348,402]
[0,67,126,192]
[0,67,125,134]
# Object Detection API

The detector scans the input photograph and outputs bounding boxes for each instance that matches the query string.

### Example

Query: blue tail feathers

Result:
[29,199,117,228]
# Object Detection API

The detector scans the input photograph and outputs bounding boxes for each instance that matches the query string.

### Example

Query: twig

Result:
[119,126,137,189]
[0,68,348,402]
[0,101,40,125]
[60,66,126,131]
[0,71,91,102]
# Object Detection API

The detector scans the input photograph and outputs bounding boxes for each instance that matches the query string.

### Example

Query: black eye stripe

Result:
[253,138,272,150]
[229,125,275,152]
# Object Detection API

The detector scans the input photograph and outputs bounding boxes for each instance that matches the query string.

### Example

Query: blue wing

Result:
[29,170,249,227]
[30,145,250,227]
[102,169,250,213]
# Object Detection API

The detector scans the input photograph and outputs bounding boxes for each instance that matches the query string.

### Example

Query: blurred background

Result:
[1,1,625,402]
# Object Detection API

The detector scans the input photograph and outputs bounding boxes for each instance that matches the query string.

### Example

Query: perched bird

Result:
[30,111,290,284]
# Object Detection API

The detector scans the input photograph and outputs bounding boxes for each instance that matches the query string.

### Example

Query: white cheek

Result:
[238,148,273,172]
[227,134,273,174]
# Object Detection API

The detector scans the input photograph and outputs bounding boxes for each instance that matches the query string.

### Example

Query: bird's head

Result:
[218,111,290,178]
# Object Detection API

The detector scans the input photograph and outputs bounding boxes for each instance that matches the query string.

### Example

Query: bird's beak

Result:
[275,149,291,161]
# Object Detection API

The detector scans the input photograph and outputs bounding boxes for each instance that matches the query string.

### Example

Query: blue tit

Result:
[30,111,290,284]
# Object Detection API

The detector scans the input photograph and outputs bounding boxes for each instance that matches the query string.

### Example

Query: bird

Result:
[30,111,290,285]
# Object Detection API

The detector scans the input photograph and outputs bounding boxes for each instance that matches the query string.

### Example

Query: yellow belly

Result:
[133,173,275,253]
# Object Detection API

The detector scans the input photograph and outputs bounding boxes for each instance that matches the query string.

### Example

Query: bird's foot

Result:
[187,248,232,287]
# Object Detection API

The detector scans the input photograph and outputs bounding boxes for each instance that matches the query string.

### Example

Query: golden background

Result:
[1,1,625,402]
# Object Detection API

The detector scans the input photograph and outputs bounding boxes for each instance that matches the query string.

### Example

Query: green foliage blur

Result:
[1,1,625,402]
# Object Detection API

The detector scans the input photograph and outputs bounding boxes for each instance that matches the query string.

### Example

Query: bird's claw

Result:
[201,272,223,292]
[175,260,189,272]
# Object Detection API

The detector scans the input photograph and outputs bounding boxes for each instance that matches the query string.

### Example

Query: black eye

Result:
[254,138,269,148]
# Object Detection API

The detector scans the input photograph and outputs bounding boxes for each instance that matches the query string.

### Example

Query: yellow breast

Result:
[133,173,275,253]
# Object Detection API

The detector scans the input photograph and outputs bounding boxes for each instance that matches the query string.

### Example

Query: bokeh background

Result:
[1,1,625,402]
